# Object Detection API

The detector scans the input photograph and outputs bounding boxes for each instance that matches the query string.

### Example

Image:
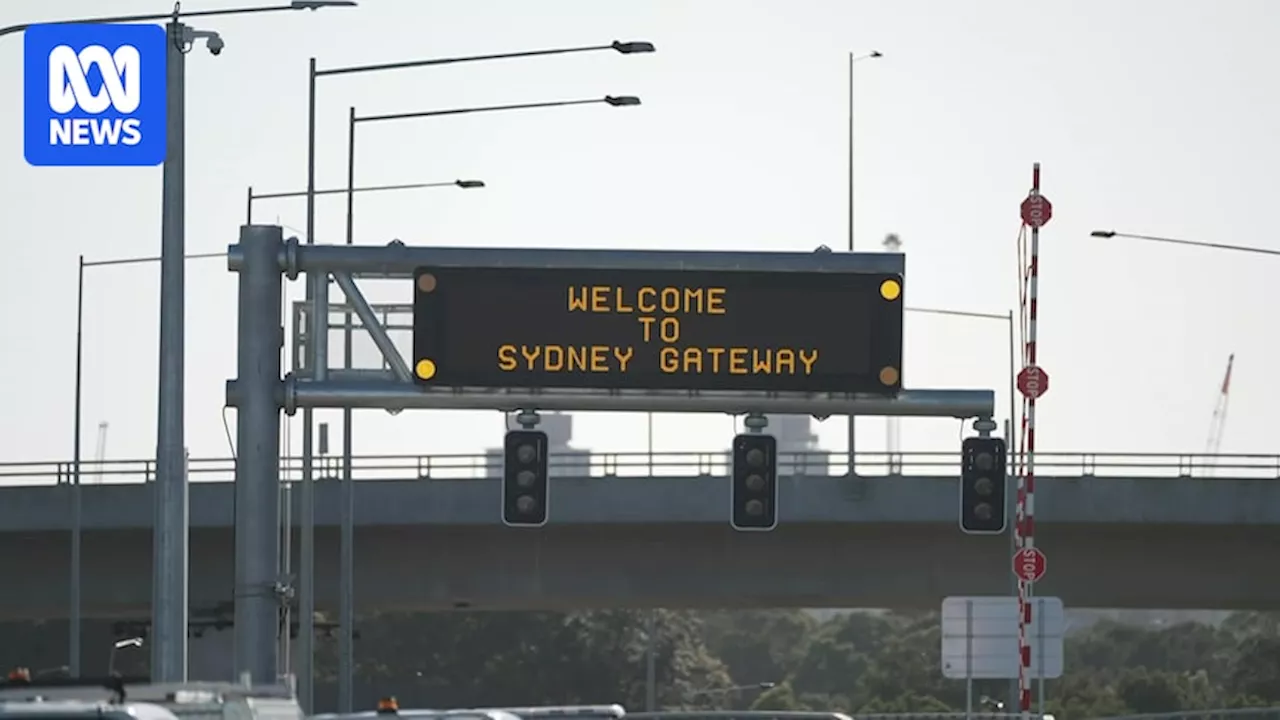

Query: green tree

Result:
[702,610,814,689]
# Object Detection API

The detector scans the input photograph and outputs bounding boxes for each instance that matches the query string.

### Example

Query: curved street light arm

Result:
[354,96,637,124]
[0,1,355,39]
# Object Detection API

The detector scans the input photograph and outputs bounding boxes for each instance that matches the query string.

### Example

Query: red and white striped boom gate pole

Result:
[1016,163,1052,718]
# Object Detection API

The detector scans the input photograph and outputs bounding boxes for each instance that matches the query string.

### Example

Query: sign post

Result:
[941,595,1065,717]
[1015,164,1053,719]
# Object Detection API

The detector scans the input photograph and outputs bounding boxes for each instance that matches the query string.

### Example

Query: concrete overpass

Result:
[1,450,1279,618]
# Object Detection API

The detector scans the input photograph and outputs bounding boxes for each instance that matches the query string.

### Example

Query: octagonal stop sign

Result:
[1017,365,1049,400]
[1014,547,1046,583]
[1020,193,1053,228]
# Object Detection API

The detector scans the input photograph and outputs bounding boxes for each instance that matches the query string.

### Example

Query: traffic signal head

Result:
[502,430,549,527]
[959,436,1007,534]
[731,433,778,531]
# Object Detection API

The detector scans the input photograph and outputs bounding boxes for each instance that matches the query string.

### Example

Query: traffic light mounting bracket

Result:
[514,408,541,430]
[972,416,996,437]
[743,412,768,433]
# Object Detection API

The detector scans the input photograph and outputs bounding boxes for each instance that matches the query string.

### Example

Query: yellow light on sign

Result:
[415,359,437,381]
[879,366,900,386]
[879,278,902,302]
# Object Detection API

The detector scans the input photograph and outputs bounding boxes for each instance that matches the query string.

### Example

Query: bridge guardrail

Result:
[1,450,1278,487]
[1092,709,1280,720]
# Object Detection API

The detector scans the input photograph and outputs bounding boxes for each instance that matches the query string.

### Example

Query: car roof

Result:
[0,698,181,720]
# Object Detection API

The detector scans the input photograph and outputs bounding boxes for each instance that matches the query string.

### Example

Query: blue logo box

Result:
[24,23,167,167]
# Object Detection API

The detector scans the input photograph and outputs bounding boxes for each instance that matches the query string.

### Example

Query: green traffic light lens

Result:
[974,503,993,520]
[744,499,765,517]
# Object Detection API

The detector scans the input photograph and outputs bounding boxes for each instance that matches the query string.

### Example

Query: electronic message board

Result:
[411,266,903,394]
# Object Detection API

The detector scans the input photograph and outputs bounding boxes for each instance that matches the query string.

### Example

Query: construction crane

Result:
[1202,354,1234,477]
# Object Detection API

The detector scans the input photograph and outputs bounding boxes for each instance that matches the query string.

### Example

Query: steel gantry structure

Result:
[224,224,998,682]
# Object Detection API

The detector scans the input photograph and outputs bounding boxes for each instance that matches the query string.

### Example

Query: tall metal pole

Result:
[1016,163,1045,720]
[847,51,855,254]
[1007,310,1018,459]
[153,18,189,683]
[297,56,319,714]
[232,224,285,683]
[845,51,857,474]
[70,255,84,677]
[1005,417,1018,709]
[644,410,656,708]
[1007,307,1019,710]
[338,106,357,714]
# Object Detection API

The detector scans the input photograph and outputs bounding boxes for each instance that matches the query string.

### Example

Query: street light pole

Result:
[3,0,350,685]
[245,180,484,224]
[332,93,638,711]
[301,43,652,710]
[70,256,84,677]
[845,50,882,476]
[153,17,188,683]
[847,50,882,252]
[340,105,358,712]
[1090,230,1280,257]
[70,251,226,676]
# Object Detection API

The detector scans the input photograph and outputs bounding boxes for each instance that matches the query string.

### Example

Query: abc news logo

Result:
[23,24,165,166]
[47,44,144,147]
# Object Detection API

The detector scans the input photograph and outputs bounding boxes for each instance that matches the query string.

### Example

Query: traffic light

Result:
[959,436,1007,534]
[502,430,549,527]
[731,433,778,531]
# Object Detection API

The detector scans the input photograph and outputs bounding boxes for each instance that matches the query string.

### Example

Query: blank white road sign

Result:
[941,595,1065,680]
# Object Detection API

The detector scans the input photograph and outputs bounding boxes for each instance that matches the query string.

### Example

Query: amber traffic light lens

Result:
[973,477,994,496]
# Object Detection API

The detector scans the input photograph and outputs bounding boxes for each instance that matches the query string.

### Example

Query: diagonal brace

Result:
[331,272,412,383]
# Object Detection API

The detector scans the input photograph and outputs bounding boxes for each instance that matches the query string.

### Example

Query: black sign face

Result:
[411,266,903,394]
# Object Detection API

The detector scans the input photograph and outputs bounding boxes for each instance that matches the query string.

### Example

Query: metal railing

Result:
[1,450,1279,487]
[1092,710,1280,720]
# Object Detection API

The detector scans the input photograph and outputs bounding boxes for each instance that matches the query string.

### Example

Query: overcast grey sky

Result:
[2,0,1278,467]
